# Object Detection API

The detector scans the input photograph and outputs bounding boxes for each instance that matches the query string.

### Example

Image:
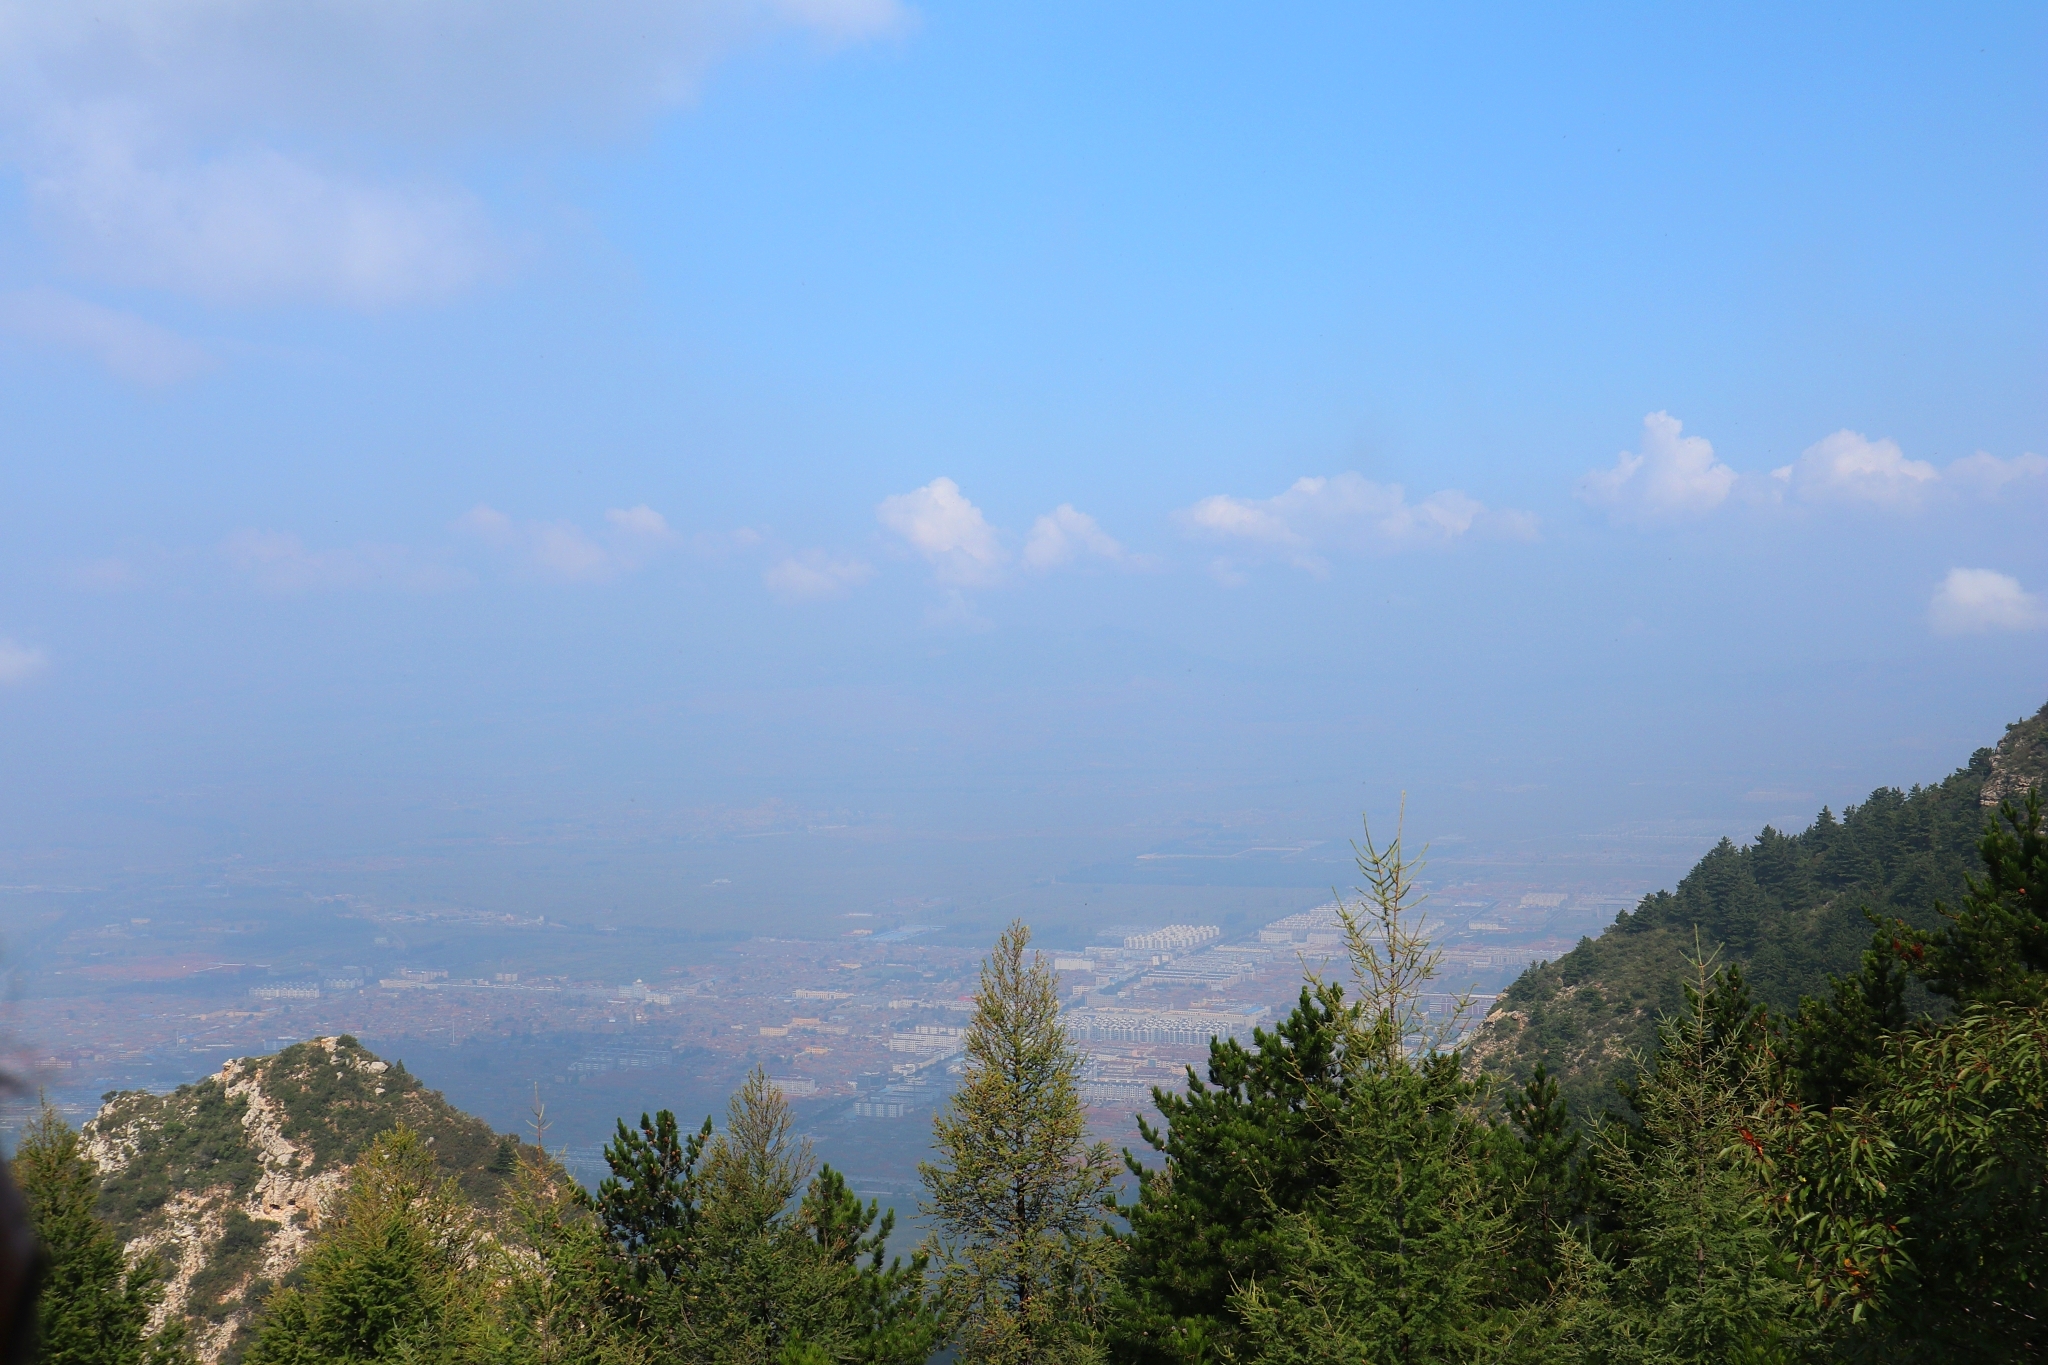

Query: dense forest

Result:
[11,707,2046,1364]
[1472,700,2048,1115]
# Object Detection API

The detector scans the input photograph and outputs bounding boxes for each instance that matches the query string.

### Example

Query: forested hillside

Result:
[1470,701,2048,1115]
[81,1036,534,1363]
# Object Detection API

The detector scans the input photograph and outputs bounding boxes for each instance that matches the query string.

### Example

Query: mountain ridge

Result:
[83,1035,531,1364]
[1467,700,2048,1115]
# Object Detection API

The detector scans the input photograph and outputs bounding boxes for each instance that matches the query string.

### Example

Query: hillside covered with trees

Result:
[1469,700,2048,1116]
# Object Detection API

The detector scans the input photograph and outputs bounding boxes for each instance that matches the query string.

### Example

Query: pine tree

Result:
[1559,959,1816,1365]
[241,1127,499,1365]
[920,921,1121,1365]
[14,1101,187,1365]
[1500,1064,1588,1301]
[585,1107,714,1297]
[555,1071,935,1365]
[1224,814,1526,1365]
[796,1166,939,1365]
[1900,789,2046,1007]
[1111,983,1352,1365]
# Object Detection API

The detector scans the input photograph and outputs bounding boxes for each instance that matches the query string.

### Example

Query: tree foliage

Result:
[554,1068,936,1365]
[241,1127,499,1365]
[921,920,1121,1365]
[1483,703,2048,1116]
[1121,815,1540,1365]
[15,1102,187,1365]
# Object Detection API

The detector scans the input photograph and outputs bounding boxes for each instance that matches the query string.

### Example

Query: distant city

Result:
[1,869,1634,1196]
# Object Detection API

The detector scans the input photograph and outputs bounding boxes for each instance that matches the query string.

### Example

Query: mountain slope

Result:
[1467,702,2048,1117]
[84,1036,530,1364]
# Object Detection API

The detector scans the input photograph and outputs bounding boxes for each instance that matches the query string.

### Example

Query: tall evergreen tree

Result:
[241,1127,500,1365]
[1221,816,1528,1365]
[677,1070,938,1365]
[1791,790,2043,1106]
[1111,983,1352,1365]
[1894,789,2046,1006]
[1499,1064,1588,1301]
[14,1102,186,1365]
[586,1107,713,1298]
[1558,960,1816,1365]
[920,921,1121,1365]
[553,1070,934,1365]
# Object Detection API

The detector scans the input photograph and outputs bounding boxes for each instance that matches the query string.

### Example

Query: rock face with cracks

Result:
[83,1036,527,1364]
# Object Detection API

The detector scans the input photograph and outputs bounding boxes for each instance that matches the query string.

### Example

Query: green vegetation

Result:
[1478,701,2048,1115]
[75,1036,554,1363]
[242,1129,498,1365]
[259,1039,524,1207]
[24,707,2045,1364]
[16,1101,189,1365]
[921,922,1121,1365]
[1115,790,2046,1362]
[519,1067,938,1365]
[94,1080,261,1228]
[185,1210,277,1324]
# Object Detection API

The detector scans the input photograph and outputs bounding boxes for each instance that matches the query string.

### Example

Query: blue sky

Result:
[0,2,2042,914]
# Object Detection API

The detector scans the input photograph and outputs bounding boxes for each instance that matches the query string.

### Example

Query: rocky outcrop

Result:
[85,1036,525,1364]
[1979,702,2048,810]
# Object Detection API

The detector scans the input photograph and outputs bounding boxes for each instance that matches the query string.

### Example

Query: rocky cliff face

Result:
[1980,703,2048,810]
[84,1036,526,1364]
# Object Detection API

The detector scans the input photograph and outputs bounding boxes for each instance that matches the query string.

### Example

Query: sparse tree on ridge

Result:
[921,920,1121,1365]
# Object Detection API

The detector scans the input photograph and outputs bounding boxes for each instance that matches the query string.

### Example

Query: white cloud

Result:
[606,505,673,538]
[529,524,615,582]
[1777,430,1939,508]
[1023,504,1130,570]
[765,553,874,602]
[458,503,674,583]
[1945,451,2048,498]
[0,0,907,308]
[25,124,506,309]
[1578,412,1738,522]
[0,287,212,384]
[1178,473,1534,574]
[692,526,766,558]
[1929,569,2048,635]
[0,637,49,684]
[222,530,466,593]
[1581,418,2040,525]
[876,478,1005,585]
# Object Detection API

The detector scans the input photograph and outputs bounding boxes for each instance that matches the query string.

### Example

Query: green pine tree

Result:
[795,1165,939,1365]
[920,921,1121,1365]
[241,1127,499,1365]
[677,1068,937,1365]
[584,1106,714,1305]
[1223,814,1529,1365]
[1110,982,1352,1365]
[1499,1063,1590,1301]
[552,1071,934,1365]
[1897,789,2047,1007]
[1559,958,1816,1365]
[14,1101,187,1365]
